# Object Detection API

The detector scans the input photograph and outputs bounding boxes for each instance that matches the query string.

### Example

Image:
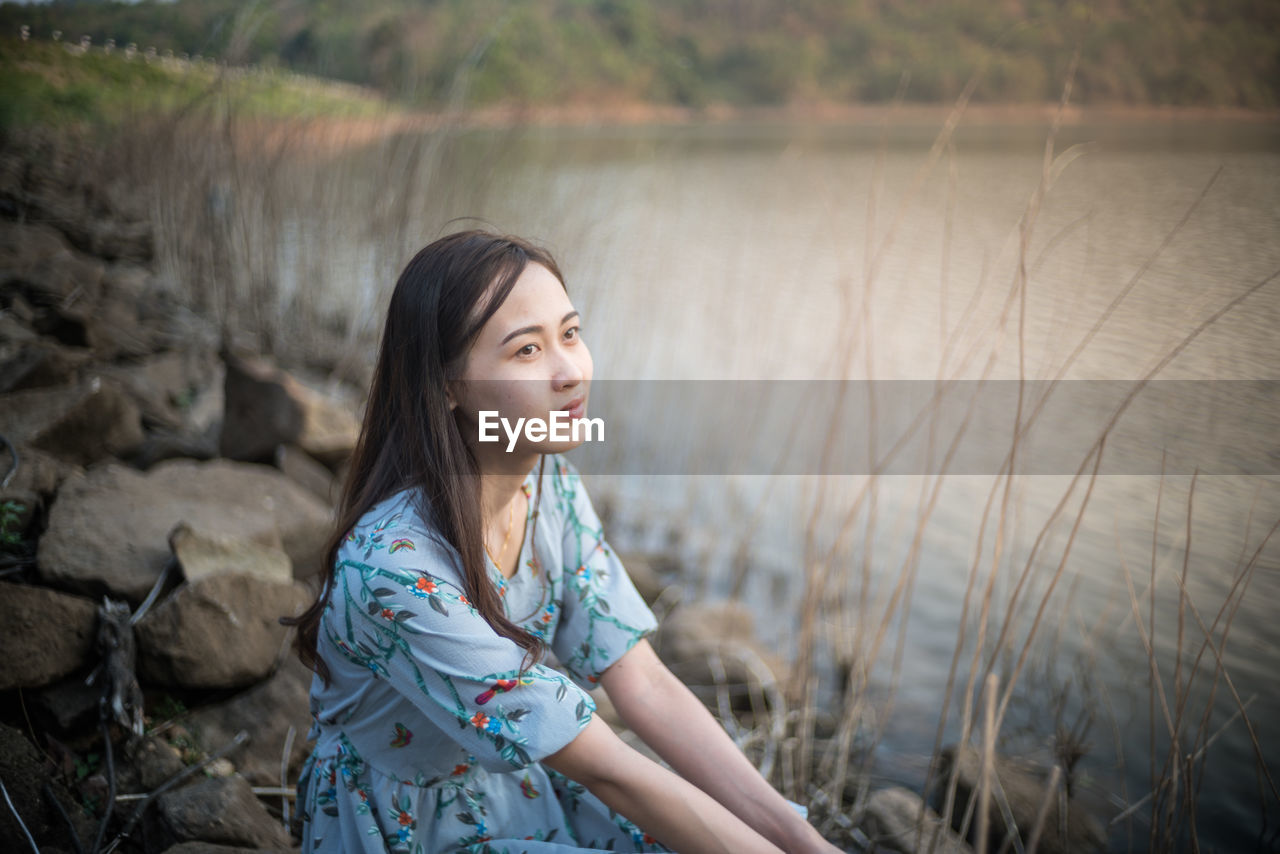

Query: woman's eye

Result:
[517,343,538,357]
[565,325,581,341]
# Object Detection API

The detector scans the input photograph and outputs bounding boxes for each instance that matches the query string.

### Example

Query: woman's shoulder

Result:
[339,487,458,572]
[344,487,420,538]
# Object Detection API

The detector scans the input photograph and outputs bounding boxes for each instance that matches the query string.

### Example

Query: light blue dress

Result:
[297,453,670,853]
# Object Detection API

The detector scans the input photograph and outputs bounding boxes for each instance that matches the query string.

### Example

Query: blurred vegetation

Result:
[0,30,391,130]
[1,0,1277,114]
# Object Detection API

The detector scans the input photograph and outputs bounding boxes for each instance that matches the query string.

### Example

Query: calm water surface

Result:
[283,117,1280,851]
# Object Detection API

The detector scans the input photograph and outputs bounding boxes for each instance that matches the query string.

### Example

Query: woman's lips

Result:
[559,397,586,419]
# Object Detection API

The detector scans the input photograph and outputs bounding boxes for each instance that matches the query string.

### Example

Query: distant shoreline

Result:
[231,99,1280,157]
[445,99,1280,128]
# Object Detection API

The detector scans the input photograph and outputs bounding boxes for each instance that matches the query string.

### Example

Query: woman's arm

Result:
[600,640,841,854]
[542,713,783,854]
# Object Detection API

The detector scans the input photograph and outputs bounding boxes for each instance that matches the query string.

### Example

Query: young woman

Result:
[288,230,841,853]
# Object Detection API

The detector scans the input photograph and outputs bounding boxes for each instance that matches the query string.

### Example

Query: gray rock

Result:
[0,339,92,393]
[0,722,99,849]
[185,655,315,787]
[0,582,97,690]
[652,601,786,718]
[31,672,100,730]
[937,745,1106,854]
[863,787,974,854]
[123,734,187,791]
[155,774,292,849]
[100,260,154,305]
[0,376,144,466]
[0,306,39,344]
[0,443,81,498]
[0,221,105,304]
[0,158,152,263]
[221,354,358,465]
[63,295,154,360]
[98,348,223,434]
[131,427,221,469]
[135,573,309,690]
[170,522,293,586]
[38,459,332,601]
[274,444,336,506]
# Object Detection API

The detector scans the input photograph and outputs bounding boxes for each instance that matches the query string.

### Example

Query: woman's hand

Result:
[601,640,840,854]
[543,714,784,854]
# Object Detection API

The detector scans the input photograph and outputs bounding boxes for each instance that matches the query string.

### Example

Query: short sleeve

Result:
[550,457,659,691]
[322,515,596,773]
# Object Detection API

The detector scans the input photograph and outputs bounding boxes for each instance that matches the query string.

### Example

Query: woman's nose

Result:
[552,346,586,389]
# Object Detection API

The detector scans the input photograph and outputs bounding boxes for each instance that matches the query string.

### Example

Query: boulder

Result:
[131,428,222,469]
[0,152,153,263]
[135,573,310,690]
[863,787,973,854]
[63,295,155,360]
[170,522,293,586]
[38,459,332,602]
[0,221,104,305]
[98,348,224,435]
[31,672,101,730]
[274,444,336,505]
[155,774,292,849]
[122,734,188,791]
[221,353,359,465]
[0,376,144,466]
[0,339,91,393]
[0,306,39,345]
[0,443,81,498]
[936,745,1106,854]
[652,601,785,710]
[136,289,222,357]
[0,722,99,851]
[185,655,315,787]
[101,260,152,303]
[0,582,98,690]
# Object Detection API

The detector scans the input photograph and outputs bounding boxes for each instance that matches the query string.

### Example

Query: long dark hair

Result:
[285,229,564,685]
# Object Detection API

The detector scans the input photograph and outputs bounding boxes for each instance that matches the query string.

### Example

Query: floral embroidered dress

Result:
[297,453,669,853]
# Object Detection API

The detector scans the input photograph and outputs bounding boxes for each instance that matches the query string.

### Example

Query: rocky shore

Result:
[0,133,1099,853]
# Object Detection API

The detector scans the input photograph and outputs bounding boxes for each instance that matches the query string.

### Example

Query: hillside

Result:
[2,0,1277,113]
[0,33,392,129]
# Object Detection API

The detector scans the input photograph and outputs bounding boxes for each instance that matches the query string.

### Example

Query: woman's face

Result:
[447,261,593,461]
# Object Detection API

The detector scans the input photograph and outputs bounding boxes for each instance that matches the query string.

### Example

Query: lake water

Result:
[273,115,1280,851]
